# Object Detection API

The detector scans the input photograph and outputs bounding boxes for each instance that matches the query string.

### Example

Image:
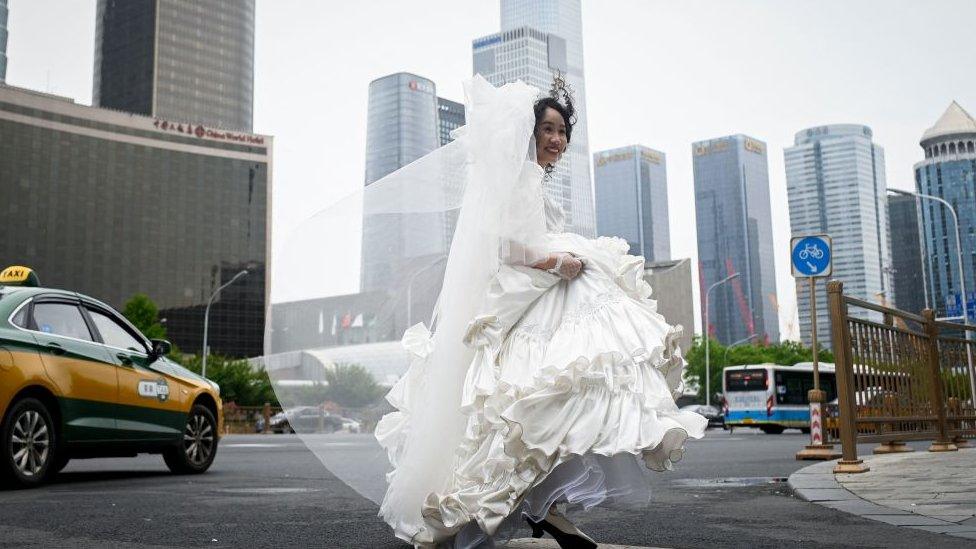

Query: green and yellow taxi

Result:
[0,267,222,487]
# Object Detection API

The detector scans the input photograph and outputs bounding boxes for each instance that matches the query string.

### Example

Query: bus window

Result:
[775,370,838,405]
[725,369,767,391]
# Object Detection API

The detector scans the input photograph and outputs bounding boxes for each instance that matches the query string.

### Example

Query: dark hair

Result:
[533,72,576,144]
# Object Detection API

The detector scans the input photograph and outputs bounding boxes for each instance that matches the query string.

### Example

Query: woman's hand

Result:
[534,252,583,280]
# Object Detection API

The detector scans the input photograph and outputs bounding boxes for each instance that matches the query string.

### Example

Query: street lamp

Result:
[202,269,249,378]
[889,188,967,324]
[704,272,740,408]
[889,188,976,407]
[723,333,758,366]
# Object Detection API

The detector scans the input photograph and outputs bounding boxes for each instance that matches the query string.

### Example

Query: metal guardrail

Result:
[827,281,975,473]
[222,404,281,434]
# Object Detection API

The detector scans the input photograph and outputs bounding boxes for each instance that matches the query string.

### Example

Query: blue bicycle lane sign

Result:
[791,235,832,277]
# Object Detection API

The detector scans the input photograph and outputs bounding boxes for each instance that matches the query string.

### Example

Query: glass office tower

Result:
[0,85,271,357]
[499,0,595,237]
[785,125,890,347]
[93,0,255,131]
[889,194,926,316]
[594,145,670,262]
[915,101,976,321]
[693,134,779,345]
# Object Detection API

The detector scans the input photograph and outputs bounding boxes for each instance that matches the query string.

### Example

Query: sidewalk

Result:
[789,447,976,541]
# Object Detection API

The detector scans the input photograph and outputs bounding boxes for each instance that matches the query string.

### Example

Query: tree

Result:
[122,294,167,340]
[684,337,834,403]
[177,354,278,407]
[323,363,386,408]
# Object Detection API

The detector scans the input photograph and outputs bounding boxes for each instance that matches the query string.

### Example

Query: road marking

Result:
[507,539,668,549]
[223,443,292,448]
[214,487,320,494]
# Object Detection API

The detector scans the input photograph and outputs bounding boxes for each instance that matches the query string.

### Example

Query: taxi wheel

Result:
[1,398,58,488]
[164,404,218,474]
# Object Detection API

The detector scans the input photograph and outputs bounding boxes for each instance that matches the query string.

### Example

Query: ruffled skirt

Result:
[379,235,707,547]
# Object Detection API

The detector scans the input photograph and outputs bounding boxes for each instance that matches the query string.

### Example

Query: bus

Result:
[722,362,837,434]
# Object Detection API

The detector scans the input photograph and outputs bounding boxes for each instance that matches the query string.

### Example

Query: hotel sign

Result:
[744,138,765,155]
[693,140,730,157]
[595,149,663,167]
[153,119,266,145]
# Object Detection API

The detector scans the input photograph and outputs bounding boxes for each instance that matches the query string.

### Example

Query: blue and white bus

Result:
[722,362,837,434]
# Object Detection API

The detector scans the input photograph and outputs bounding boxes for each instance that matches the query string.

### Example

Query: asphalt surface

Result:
[0,429,969,548]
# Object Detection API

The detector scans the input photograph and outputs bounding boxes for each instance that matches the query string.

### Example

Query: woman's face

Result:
[535,107,568,168]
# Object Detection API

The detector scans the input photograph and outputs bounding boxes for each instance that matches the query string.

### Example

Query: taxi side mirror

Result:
[148,339,172,362]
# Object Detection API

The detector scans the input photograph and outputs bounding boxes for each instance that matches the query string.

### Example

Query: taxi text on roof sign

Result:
[0,266,40,287]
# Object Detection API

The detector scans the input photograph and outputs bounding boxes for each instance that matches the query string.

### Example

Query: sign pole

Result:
[793,235,841,460]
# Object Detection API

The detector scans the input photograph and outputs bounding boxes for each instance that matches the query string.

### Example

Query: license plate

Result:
[742,418,754,424]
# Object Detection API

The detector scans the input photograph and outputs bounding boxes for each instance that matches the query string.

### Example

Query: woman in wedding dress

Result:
[373,75,707,548]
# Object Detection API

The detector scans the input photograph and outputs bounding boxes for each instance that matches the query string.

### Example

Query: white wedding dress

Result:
[377,159,707,547]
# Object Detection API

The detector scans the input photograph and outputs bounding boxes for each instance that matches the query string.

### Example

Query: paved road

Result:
[0,429,969,548]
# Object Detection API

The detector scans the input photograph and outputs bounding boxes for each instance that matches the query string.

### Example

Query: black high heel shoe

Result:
[525,507,597,549]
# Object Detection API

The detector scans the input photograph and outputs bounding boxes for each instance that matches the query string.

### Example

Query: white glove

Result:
[547,252,583,280]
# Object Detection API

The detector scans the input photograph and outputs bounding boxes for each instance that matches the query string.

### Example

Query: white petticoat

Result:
[377,234,708,547]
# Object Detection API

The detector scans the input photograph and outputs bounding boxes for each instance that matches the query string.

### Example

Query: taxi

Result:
[0,267,222,487]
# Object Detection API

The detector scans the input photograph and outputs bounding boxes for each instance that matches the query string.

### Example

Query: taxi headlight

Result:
[210,380,221,396]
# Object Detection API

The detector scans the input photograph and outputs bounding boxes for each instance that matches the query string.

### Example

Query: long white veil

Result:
[265,76,546,543]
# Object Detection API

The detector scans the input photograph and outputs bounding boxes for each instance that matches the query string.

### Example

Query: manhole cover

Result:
[672,476,787,488]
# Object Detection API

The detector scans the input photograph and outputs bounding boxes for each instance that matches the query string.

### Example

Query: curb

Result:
[788,456,976,540]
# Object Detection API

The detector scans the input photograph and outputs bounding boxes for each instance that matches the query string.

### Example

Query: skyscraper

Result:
[889,194,926,316]
[693,134,779,345]
[785,125,890,347]
[594,145,670,262]
[474,0,595,237]
[93,0,255,131]
[915,101,976,321]
[361,72,443,292]
[0,0,7,83]
[437,96,465,146]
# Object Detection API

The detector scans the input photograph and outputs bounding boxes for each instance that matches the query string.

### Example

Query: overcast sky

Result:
[9,0,976,340]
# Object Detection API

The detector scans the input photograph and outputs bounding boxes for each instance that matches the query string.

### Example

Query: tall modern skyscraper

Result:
[594,145,670,262]
[93,0,255,131]
[473,0,595,237]
[693,134,779,345]
[889,194,926,316]
[361,73,442,294]
[0,0,7,83]
[916,101,976,321]
[785,125,890,347]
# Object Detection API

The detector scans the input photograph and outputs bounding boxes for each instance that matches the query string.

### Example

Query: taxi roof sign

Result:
[0,266,40,287]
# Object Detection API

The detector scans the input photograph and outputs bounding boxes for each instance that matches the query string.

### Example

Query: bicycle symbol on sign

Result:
[798,243,824,260]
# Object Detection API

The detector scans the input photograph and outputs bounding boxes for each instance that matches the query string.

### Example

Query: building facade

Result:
[0,85,271,357]
[0,0,7,83]
[437,96,465,146]
[785,125,890,347]
[594,145,670,262]
[888,194,926,316]
[915,101,976,321]
[693,134,779,345]
[644,258,695,353]
[360,73,446,300]
[93,0,255,131]
[475,31,594,235]
[499,0,594,237]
